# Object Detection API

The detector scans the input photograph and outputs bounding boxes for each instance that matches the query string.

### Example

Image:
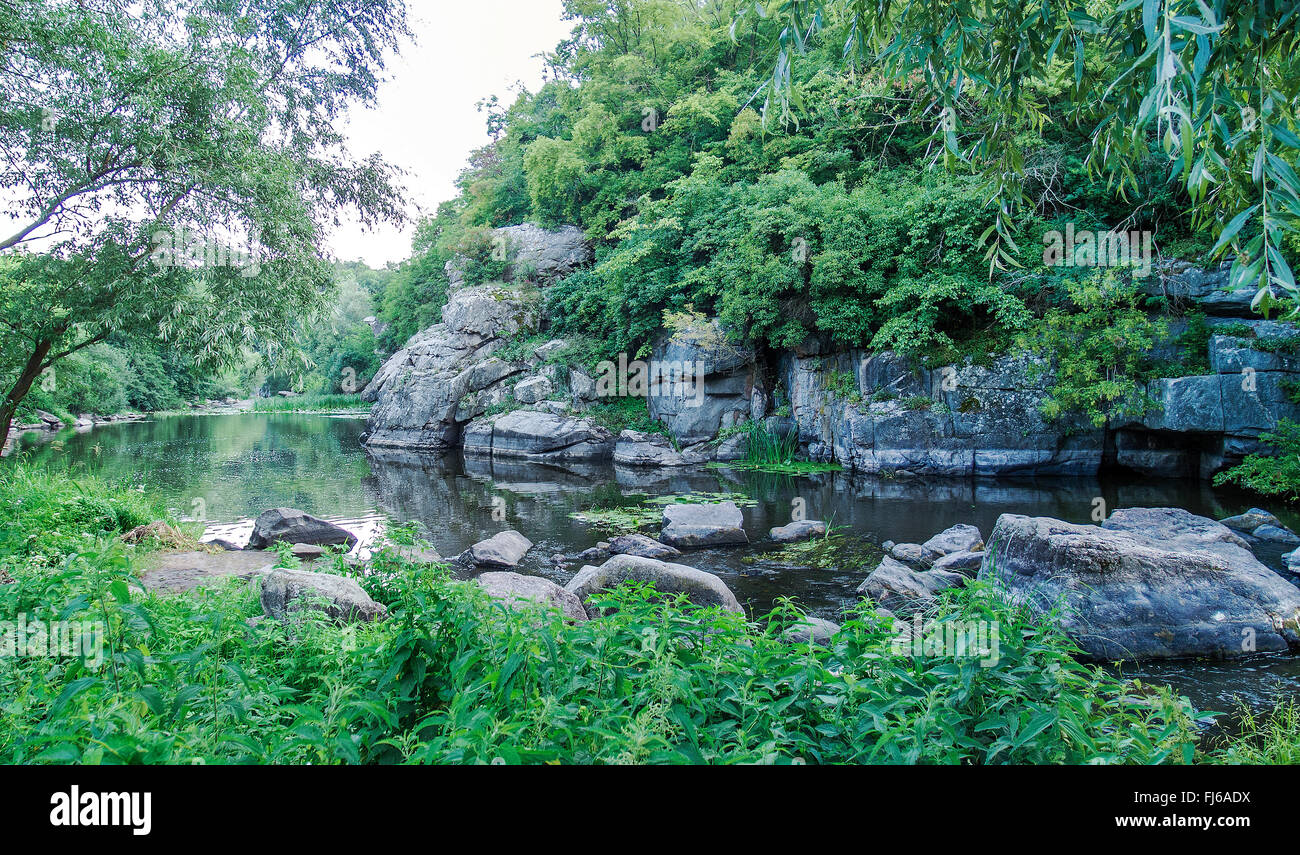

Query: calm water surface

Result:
[14,413,1300,714]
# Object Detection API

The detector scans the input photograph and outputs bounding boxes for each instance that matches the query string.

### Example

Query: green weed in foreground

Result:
[0,533,1204,765]
[1210,700,1300,764]
[252,394,370,413]
[0,463,1234,765]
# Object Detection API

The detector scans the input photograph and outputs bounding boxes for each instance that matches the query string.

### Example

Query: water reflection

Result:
[12,413,1300,712]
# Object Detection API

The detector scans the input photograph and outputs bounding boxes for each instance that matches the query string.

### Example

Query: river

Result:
[12,411,1300,714]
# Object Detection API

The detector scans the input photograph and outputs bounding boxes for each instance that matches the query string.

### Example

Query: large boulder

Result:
[462,530,533,567]
[247,508,358,551]
[565,554,744,613]
[362,282,540,448]
[979,509,1300,660]
[476,571,588,622]
[856,556,965,614]
[660,501,749,547]
[260,568,387,623]
[462,410,615,461]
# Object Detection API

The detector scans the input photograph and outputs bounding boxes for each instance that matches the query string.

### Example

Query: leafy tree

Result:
[0,0,410,446]
[748,0,1300,306]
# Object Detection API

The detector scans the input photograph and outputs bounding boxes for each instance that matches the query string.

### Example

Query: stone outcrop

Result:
[647,317,758,443]
[363,223,591,451]
[782,349,1104,477]
[362,282,541,449]
[476,571,588,622]
[247,508,358,551]
[979,508,1300,660]
[363,228,1298,483]
[565,554,744,613]
[260,568,387,623]
[462,410,615,461]
[447,224,591,289]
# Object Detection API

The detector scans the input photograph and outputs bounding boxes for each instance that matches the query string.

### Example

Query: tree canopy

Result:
[0,0,410,443]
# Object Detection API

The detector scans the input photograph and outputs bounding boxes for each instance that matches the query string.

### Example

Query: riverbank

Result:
[3,458,1300,764]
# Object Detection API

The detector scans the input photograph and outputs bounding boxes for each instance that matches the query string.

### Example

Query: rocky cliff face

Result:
[363,228,1299,479]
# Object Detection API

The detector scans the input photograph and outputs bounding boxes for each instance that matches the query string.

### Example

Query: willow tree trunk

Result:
[0,339,54,453]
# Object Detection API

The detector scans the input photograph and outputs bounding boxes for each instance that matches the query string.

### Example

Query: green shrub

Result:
[1026,271,1165,428]
[1213,419,1300,501]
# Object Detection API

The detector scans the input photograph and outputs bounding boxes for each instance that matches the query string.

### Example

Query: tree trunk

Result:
[0,339,54,454]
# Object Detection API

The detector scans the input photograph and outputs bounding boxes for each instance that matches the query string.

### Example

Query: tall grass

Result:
[742,419,799,466]
[0,460,170,564]
[252,394,370,413]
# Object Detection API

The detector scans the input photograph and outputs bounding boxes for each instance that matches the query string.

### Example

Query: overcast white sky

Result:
[328,0,575,268]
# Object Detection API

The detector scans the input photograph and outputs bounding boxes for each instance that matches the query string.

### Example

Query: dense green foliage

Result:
[0,463,1209,765]
[0,0,409,445]
[372,0,1215,410]
[1026,272,1166,428]
[756,0,1300,310]
[1214,419,1300,501]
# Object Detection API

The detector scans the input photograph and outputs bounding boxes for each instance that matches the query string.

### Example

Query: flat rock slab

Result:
[476,571,587,622]
[139,550,277,594]
[464,530,533,567]
[247,508,358,550]
[769,520,827,542]
[565,554,743,613]
[660,502,749,548]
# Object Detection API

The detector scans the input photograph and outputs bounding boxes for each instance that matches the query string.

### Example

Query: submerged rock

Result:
[980,509,1300,660]
[462,530,533,567]
[260,568,387,624]
[247,508,358,551]
[565,554,744,614]
[660,501,749,547]
[476,571,588,622]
